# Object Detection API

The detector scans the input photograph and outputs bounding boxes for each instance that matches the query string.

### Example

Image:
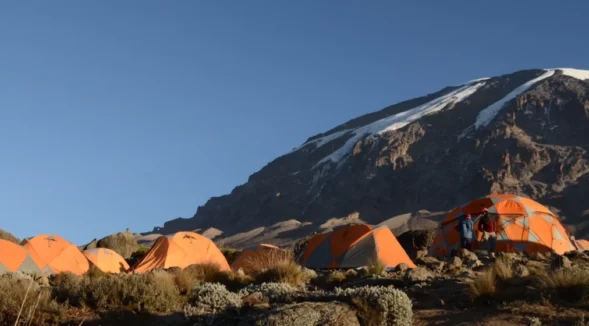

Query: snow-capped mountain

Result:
[153,68,589,239]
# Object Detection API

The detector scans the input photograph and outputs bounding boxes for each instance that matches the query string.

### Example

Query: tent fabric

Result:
[83,248,130,273]
[231,244,289,272]
[574,239,589,251]
[132,231,230,273]
[431,194,575,256]
[0,239,43,276]
[300,224,416,269]
[22,234,89,275]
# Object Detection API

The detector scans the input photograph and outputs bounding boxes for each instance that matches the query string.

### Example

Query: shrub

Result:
[493,256,514,280]
[220,248,242,265]
[537,268,589,304]
[367,259,387,276]
[172,263,223,294]
[84,271,183,313]
[469,272,496,303]
[239,282,298,302]
[254,261,312,286]
[184,283,241,318]
[0,274,65,325]
[212,271,254,292]
[86,265,107,280]
[50,272,84,307]
[336,285,413,326]
[128,244,150,266]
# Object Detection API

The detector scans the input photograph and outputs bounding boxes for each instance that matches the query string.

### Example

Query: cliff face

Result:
[154,68,589,238]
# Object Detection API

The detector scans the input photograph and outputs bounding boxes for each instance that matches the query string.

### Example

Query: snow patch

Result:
[290,129,352,154]
[314,81,486,167]
[474,70,555,129]
[556,68,589,81]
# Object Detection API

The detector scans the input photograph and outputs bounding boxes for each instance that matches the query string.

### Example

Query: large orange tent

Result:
[430,194,575,256]
[231,244,289,272]
[0,239,43,276]
[300,224,416,269]
[22,234,89,275]
[83,248,130,273]
[132,231,230,273]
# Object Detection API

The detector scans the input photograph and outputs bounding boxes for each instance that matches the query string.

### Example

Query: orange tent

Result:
[431,194,575,256]
[300,224,416,269]
[0,239,43,276]
[132,231,230,273]
[231,244,289,272]
[83,248,130,273]
[22,234,89,275]
[574,239,589,251]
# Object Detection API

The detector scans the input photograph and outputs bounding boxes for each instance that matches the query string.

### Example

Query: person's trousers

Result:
[482,231,497,252]
[460,238,472,250]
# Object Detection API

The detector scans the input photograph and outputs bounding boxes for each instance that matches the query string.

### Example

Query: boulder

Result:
[97,232,139,259]
[78,238,98,251]
[416,256,445,272]
[0,229,19,244]
[449,256,463,269]
[550,255,572,270]
[457,249,479,263]
[405,267,433,283]
[415,250,428,259]
[395,263,410,272]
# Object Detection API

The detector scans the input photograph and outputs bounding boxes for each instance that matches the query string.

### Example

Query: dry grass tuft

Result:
[254,261,312,287]
[367,259,387,276]
[0,274,65,325]
[469,272,497,303]
[243,249,293,271]
[493,256,514,280]
[172,263,223,294]
[351,297,383,326]
[537,268,589,304]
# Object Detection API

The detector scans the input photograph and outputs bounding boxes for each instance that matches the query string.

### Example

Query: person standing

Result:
[478,208,497,253]
[456,214,474,250]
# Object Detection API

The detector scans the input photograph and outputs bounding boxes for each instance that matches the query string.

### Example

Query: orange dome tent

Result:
[300,224,416,269]
[132,231,230,273]
[574,239,589,251]
[231,244,289,272]
[83,248,130,273]
[0,239,43,276]
[431,194,575,256]
[22,234,89,275]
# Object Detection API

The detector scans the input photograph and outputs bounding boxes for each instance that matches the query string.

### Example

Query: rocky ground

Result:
[4,240,589,325]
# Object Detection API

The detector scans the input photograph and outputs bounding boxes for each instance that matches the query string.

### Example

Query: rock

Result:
[465,259,484,269]
[550,255,572,270]
[78,238,98,251]
[0,229,20,244]
[416,256,445,272]
[251,302,361,326]
[415,249,428,259]
[395,263,410,272]
[97,232,139,259]
[405,267,433,282]
[459,269,475,278]
[236,268,246,277]
[449,256,463,269]
[242,292,266,307]
[458,249,479,263]
[513,264,530,277]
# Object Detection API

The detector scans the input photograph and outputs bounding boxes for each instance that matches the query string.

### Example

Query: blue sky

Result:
[1,1,587,244]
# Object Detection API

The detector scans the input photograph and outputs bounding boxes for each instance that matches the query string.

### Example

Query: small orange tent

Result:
[0,239,43,275]
[83,248,130,273]
[22,234,89,275]
[574,239,589,251]
[300,224,416,269]
[132,231,230,273]
[231,244,289,272]
[431,194,575,256]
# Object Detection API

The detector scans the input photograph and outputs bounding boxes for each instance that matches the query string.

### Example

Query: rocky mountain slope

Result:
[151,68,589,241]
